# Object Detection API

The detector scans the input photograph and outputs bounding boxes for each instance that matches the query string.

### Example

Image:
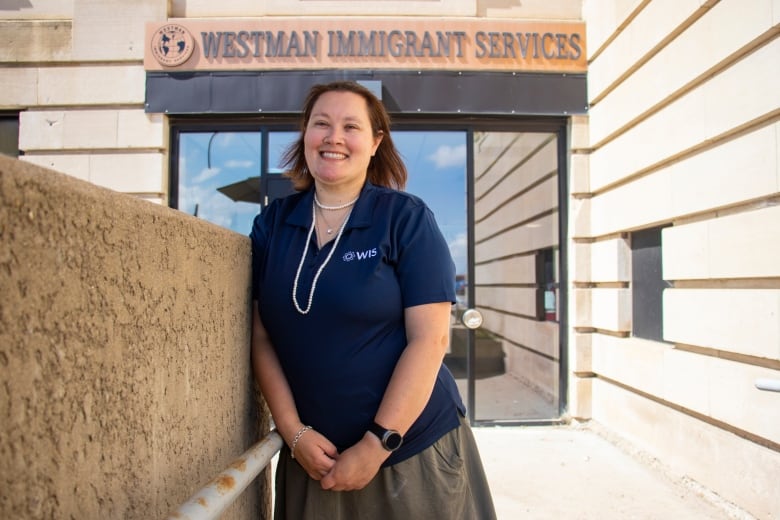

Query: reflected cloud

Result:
[225,159,255,169]
[192,167,221,183]
[427,144,466,170]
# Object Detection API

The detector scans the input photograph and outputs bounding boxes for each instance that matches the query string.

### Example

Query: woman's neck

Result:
[313,183,363,207]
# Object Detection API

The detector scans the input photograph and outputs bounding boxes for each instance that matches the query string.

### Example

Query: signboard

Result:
[145,18,586,73]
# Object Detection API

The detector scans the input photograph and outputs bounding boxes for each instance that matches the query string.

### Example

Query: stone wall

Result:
[0,156,271,519]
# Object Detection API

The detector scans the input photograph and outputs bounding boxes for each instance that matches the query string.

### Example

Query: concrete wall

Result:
[0,156,271,519]
[573,0,780,517]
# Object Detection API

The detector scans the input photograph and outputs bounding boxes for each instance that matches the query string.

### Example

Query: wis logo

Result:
[342,248,377,262]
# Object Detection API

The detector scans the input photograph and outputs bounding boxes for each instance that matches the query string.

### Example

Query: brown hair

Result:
[282,81,407,191]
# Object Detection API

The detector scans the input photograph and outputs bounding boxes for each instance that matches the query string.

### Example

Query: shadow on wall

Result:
[0,156,271,519]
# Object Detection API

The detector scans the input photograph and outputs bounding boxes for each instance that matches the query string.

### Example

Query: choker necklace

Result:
[292,200,353,315]
[314,192,359,211]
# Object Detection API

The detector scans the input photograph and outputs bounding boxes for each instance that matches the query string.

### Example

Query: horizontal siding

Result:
[592,378,780,518]
[0,20,72,63]
[23,153,165,195]
[475,254,537,285]
[663,205,780,280]
[37,65,146,106]
[664,288,780,359]
[476,213,558,261]
[475,133,555,219]
[20,110,166,151]
[593,334,780,443]
[587,0,709,104]
[72,0,165,61]
[589,237,631,282]
[588,122,779,237]
[590,37,780,192]
[589,0,774,144]
[582,0,644,59]
[0,68,38,108]
[475,176,558,242]
[480,308,558,360]
[574,287,631,332]
[477,286,538,318]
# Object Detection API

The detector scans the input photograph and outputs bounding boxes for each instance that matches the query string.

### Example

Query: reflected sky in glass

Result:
[178,131,262,235]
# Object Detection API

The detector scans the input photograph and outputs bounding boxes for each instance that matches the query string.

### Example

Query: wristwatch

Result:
[368,421,403,452]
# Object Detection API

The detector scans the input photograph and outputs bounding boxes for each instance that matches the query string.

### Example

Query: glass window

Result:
[0,114,19,158]
[537,247,558,322]
[176,131,262,235]
[632,226,671,341]
[396,130,468,288]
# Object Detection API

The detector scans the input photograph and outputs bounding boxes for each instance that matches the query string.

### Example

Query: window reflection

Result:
[396,131,468,301]
[178,131,262,234]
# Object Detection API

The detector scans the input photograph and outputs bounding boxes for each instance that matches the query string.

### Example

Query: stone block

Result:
[37,65,145,106]
[664,205,780,280]
[0,20,72,62]
[664,288,780,360]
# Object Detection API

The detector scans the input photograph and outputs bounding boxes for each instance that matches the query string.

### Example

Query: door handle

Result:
[461,308,483,330]
[755,379,780,393]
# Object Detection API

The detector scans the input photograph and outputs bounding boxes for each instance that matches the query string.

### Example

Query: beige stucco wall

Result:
[0,156,271,519]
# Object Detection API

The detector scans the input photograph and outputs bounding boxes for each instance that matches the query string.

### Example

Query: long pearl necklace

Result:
[292,200,353,315]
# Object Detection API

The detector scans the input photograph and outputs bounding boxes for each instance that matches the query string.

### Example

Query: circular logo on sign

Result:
[150,24,194,67]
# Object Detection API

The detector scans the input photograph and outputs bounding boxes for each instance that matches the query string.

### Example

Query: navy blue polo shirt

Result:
[251,182,465,466]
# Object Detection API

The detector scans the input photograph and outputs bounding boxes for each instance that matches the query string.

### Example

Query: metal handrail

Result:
[167,430,283,520]
[755,379,780,393]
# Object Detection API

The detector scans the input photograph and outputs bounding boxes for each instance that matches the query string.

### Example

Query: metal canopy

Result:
[145,70,587,116]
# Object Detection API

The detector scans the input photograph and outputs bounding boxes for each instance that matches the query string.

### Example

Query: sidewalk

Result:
[472,424,751,520]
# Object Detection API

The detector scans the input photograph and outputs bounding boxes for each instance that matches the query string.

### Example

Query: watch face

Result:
[384,431,403,451]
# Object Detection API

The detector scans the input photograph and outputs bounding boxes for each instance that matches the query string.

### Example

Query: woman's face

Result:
[304,91,383,193]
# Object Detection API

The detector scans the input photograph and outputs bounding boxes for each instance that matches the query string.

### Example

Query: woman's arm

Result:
[251,302,338,479]
[320,300,451,491]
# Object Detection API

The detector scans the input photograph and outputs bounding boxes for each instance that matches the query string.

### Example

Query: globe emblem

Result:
[151,24,194,67]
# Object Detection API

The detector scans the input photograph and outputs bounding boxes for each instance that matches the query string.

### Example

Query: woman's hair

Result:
[282,81,407,191]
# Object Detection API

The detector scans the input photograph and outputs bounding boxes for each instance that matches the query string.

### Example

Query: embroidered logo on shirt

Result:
[343,248,377,262]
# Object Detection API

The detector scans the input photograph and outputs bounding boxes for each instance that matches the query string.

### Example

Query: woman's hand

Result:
[319,432,389,491]
[292,428,339,481]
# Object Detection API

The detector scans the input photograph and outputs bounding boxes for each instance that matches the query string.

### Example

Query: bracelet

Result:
[290,425,312,459]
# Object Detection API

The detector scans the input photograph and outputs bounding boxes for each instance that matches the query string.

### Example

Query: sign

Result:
[145,18,586,73]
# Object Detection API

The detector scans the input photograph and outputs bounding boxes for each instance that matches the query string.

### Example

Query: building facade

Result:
[1,0,778,517]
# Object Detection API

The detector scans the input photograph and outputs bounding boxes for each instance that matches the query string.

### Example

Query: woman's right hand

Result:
[292,428,339,480]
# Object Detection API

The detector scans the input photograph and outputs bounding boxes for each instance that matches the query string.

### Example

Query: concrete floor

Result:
[473,423,755,520]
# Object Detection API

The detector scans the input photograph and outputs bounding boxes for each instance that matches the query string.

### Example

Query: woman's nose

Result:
[324,128,342,144]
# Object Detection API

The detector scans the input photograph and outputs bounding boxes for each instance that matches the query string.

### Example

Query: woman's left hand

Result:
[319,432,389,491]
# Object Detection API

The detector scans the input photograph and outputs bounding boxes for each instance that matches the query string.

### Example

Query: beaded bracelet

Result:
[290,425,313,459]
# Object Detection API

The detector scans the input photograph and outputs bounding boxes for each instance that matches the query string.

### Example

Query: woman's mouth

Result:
[320,151,347,160]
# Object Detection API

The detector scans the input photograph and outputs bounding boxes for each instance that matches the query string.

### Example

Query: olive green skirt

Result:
[274,415,497,519]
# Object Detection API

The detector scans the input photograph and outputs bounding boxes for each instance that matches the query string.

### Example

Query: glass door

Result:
[471,130,562,423]
[398,128,563,424]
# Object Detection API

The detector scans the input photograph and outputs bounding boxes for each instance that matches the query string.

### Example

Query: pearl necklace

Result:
[314,192,359,211]
[292,200,353,315]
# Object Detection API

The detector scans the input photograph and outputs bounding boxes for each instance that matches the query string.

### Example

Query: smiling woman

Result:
[249,81,497,519]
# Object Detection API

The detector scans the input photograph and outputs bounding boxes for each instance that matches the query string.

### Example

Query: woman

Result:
[250,81,496,519]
